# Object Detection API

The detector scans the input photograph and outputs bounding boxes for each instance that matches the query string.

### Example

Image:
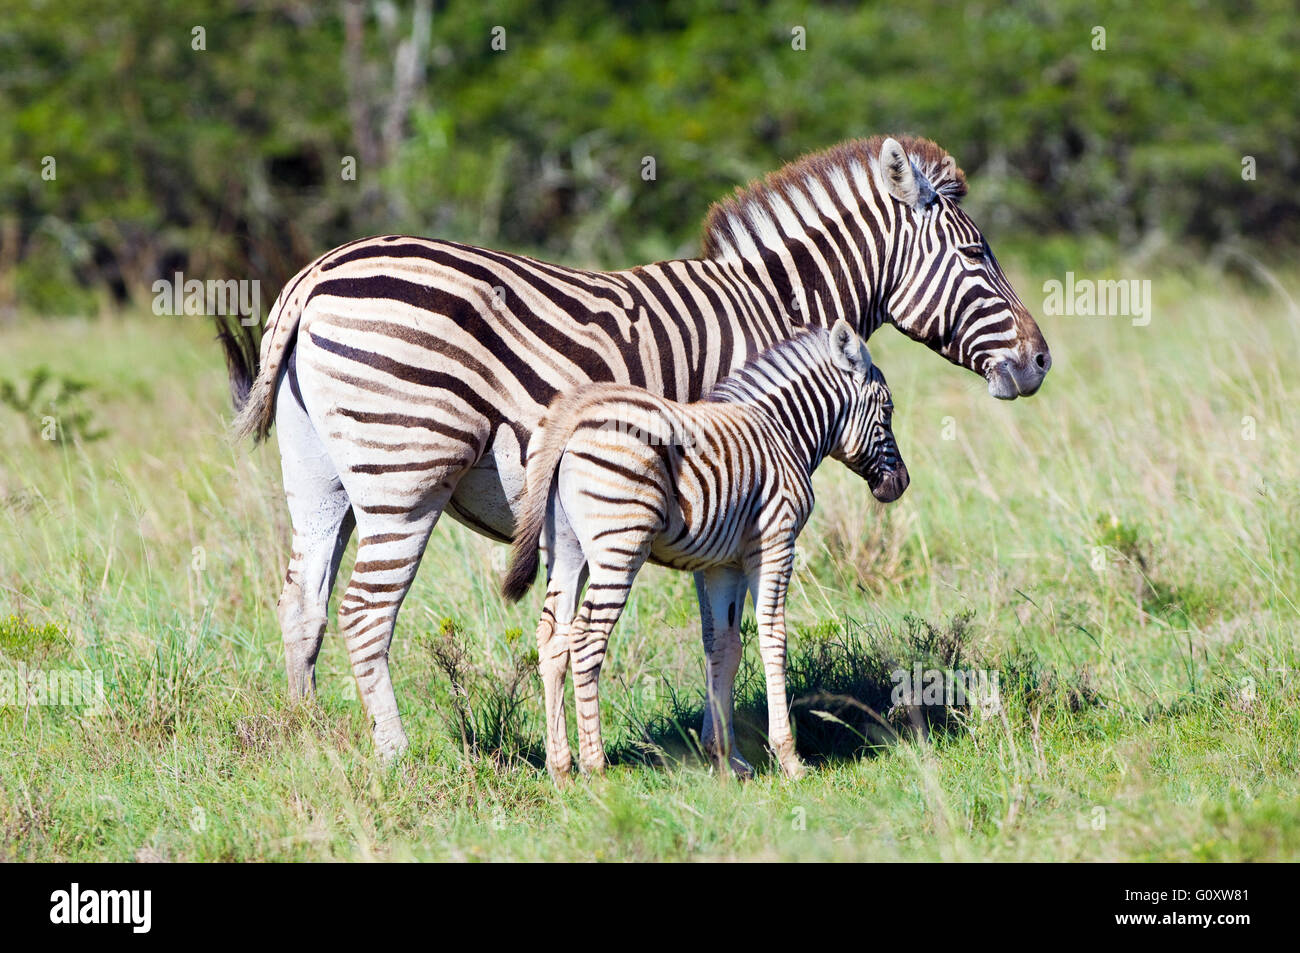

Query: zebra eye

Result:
[959,243,984,262]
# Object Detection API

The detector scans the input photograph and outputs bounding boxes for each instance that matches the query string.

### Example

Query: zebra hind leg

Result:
[533,593,571,780]
[568,555,645,777]
[535,509,588,781]
[278,503,354,699]
[275,371,357,701]
[336,490,451,760]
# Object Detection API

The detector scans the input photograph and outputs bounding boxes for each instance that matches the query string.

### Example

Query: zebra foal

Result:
[503,319,907,779]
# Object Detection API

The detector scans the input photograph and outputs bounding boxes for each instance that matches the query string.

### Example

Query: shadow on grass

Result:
[607,611,1091,772]
[421,611,1103,777]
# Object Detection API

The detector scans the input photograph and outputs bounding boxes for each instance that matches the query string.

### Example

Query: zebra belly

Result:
[647,500,750,572]
[646,542,745,573]
[444,422,527,542]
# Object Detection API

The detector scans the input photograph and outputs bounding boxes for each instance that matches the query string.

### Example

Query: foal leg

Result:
[568,555,646,776]
[696,567,752,778]
[748,545,807,779]
[535,509,587,780]
[557,445,663,775]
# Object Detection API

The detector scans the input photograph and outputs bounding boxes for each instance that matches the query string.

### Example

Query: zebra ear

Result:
[878,138,937,210]
[830,318,871,376]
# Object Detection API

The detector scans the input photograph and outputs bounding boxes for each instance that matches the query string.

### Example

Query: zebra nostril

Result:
[1035,352,1046,369]
[871,464,909,502]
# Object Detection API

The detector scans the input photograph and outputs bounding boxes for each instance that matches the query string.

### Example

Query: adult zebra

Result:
[217,135,1050,759]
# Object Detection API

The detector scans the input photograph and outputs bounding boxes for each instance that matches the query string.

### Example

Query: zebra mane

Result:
[702,326,832,404]
[700,136,968,261]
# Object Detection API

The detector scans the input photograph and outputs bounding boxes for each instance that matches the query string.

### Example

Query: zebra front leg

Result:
[750,547,807,780]
[696,567,753,778]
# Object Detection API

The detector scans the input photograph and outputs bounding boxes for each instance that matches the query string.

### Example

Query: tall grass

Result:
[0,266,1296,860]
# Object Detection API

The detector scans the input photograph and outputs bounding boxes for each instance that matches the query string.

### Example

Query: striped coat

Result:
[503,319,906,778]
[216,135,1049,759]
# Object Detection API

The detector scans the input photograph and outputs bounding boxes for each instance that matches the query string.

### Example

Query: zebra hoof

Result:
[729,754,755,780]
[373,726,409,763]
[547,758,574,785]
[781,757,808,781]
[704,743,753,780]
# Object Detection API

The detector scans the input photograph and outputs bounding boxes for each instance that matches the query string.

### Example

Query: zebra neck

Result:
[701,197,896,338]
[714,352,846,478]
[704,244,890,342]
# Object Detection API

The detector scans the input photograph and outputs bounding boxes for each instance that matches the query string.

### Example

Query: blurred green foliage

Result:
[1,0,1296,316]
[0,365,108,444]
[0,614,67,662]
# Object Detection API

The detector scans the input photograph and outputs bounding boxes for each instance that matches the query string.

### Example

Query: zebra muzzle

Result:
[987,349,1051,399]
[871,463,910,503]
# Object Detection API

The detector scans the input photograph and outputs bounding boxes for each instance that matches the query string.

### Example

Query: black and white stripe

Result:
[217,135,1049,758]
[502,320,906,778]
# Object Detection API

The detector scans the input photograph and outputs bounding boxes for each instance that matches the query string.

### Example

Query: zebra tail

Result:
[223,286,299,444]
[213,312,259,419]
[501,517,544,603]
[502,393,587,602]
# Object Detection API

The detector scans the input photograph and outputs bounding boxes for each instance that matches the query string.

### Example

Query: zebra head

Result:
[872,137,1051,399]
[826,319,909,503]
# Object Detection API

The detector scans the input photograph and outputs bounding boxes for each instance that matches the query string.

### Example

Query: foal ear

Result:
[829,318,871,376]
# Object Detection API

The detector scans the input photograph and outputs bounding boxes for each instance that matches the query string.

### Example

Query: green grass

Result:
[1,265,1298,861]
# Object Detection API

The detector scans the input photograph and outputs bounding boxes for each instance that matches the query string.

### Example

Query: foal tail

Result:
[501,391,590,602]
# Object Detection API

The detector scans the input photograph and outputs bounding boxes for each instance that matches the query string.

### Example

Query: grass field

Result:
[1,262,1298,861]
